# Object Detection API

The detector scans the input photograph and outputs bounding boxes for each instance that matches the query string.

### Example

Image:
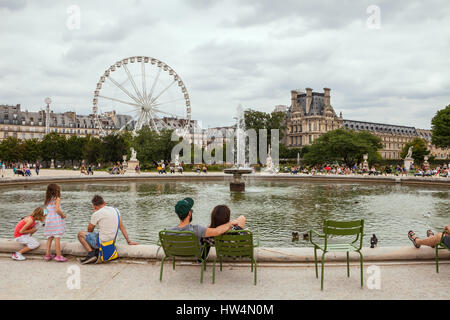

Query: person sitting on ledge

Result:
[408,226,450,248]
[78,195,138,264]
[168,198,242,251]
[202,205,246,259]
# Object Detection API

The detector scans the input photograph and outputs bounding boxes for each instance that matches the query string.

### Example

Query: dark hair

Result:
[45,183,61,205]
[91,195,105,207]
[209,205,231,228]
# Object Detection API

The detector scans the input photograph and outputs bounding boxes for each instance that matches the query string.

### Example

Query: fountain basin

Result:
[224,168,254,191]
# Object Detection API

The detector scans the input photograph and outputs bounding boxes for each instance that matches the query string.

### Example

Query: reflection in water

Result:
[0,181,448,247]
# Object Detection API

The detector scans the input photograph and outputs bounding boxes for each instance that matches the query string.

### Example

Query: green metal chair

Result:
[435,230,450,273]
[309,219,365,290]
[158,230,207,283]
[213,230,259,285]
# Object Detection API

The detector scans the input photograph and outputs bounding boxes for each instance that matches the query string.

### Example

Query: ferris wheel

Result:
[92,56,192,136]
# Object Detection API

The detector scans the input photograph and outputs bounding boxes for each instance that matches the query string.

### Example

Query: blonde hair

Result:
[31,207,45,222]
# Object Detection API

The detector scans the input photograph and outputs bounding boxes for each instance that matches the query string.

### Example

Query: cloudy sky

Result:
[1,0,449,129]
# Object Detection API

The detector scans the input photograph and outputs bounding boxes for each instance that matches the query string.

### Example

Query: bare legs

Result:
[46,236,63,256]
[78,231,93,252]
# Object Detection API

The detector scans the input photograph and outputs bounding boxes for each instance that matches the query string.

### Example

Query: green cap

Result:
[175,197,194,220]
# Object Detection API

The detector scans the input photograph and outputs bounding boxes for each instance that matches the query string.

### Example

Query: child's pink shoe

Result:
[54,255,67,262]
[44,254,56,261]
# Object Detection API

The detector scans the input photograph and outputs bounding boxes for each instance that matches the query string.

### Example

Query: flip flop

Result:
[408,230,420,248]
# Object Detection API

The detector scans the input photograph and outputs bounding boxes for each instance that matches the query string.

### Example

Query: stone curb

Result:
[0,174,448,187]
[1,239,448,262]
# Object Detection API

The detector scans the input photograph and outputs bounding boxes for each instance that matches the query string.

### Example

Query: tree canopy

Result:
[400,137,430,163]
[302,129,382,166]
[431,105,450,148]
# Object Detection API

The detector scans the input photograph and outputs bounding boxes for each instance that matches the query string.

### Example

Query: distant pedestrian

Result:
[1,161,5,178]
[35,162,40,175]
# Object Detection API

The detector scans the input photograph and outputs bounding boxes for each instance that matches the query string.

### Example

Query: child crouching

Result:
[12,207,45,261]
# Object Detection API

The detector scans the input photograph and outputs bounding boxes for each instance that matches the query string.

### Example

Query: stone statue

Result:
[406,146,413,159]
[130,147,137,161]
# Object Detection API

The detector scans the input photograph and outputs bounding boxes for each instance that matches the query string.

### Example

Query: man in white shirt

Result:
[78,195,138,264]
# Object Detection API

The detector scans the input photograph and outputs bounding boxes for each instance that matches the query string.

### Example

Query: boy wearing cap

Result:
[168,197,244,245]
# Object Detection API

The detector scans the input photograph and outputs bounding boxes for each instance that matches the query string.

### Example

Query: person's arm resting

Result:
[204,222,232,238]
[119,217,138,245]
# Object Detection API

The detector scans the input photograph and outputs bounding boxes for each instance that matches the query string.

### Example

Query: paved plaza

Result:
[0,255,448,300]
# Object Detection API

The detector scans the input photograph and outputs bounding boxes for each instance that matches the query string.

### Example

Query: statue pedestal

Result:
[50,159,55,169]
[404,158,414,171]
[230,182,245,192]
[127,160,139,171]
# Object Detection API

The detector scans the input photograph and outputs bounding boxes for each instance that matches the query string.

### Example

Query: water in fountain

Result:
[235,104,247,169]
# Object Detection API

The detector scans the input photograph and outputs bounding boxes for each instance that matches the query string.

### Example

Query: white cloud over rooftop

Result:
[0,0,449,129]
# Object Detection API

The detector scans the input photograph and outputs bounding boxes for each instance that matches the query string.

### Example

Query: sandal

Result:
[408,230,420,248]
[44,254,56,261]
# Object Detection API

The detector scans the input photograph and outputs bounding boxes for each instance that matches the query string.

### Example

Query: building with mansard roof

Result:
[283,88,448,159]
[0,104,132,141]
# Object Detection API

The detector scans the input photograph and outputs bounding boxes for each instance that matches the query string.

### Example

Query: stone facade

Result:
[0,104,131,140]
[284,88,449,160]
[286,88,343,147]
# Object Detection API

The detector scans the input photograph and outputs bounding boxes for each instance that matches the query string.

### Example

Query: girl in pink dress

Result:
[43,183,67,262]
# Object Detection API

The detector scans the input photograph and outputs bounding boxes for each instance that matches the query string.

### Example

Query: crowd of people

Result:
[157,161,184,174]
[285,163,450,177]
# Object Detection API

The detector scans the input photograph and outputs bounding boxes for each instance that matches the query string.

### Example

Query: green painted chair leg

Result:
[220,258,223,271]
[254,259,257,285]
[321,252,326,290]
[212,259,216,284]
[314,247,318,278]
[359,251,364,288]
[200,260,204,283]
[173,257,176,270]
[436,247,439,273]
[346,252,350,277]
[160,256,166,281]
[251,259,253,272]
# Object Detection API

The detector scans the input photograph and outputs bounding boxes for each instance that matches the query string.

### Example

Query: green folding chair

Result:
[158,230,207,283]
[435,230,450,273]
[310,219,365,290]
[213,230,259,285]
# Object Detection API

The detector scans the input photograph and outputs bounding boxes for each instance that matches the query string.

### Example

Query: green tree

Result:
[132,127,161,165]
[65,135,84,165]
[22,138,42,163]
[244,109,287,164]
[82,136,102,164]
[400,138,430,164]
[431,105,450,148]
[39,133,67,162]
[0,137,23,163]
[101,134,128,164]
[302,129,382,166]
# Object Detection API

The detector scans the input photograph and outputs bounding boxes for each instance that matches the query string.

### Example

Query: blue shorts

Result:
[85,232,100,249]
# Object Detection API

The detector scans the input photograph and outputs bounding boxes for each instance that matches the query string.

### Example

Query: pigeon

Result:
[423,212,431,218]
[370,234,378,248]
[302,233,309,241]
[292,232,299,241]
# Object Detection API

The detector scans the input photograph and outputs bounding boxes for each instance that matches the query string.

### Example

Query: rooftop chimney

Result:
[324,88,331,107]
[305,88,312,114]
